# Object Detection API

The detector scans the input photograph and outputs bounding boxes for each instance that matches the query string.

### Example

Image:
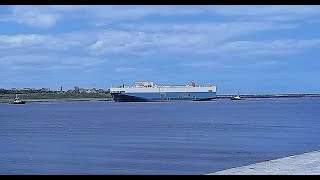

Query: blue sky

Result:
[0,5,320,94]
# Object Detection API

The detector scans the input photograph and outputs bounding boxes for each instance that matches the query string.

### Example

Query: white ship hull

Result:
[109,82,217,102]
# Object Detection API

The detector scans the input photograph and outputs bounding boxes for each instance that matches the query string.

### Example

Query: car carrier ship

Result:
[109,81,217,102]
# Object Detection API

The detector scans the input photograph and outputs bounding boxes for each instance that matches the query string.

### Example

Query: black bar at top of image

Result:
[2,0,320,5]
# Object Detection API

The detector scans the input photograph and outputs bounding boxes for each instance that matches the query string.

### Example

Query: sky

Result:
[0,5,320,94]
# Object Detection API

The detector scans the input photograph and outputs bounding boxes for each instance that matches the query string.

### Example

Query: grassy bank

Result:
[0,92,113,103]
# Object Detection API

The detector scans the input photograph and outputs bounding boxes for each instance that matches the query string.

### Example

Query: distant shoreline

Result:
[216,94,320,99]
[1,94,319,103]
[0,98,113,103]
[0,92,113,103]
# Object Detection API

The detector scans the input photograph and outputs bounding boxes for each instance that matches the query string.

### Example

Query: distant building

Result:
[97,89,105,93]
[79,89,86,93]
[74,86,85,93]
[74,86,80,91]
[71,86,105,93]
[89,88,97,93]
[67,90,74,93]
[40,88,51,92]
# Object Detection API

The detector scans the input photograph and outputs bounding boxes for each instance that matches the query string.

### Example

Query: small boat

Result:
[230,92,245,100]
[11,94,26,104]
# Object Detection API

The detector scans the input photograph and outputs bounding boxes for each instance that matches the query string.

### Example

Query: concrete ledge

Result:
[208,150,320,175]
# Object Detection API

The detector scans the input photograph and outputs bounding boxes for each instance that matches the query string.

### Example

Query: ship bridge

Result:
[134,81,156,87]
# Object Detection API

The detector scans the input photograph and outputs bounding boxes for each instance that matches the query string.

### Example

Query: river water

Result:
[1,98,319,174]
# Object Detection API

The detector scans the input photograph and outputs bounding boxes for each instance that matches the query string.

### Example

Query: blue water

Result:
[0,98,320,174]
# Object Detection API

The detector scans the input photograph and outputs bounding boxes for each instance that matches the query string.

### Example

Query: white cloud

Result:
[0,34,46,47]
[3,5,320,29]
[86,21,296,56]
[0,33,92,53]
[163,39,320,70]
[0,54,104,71]
[211,5,320,21]
[115,67,137,72]
[1,25,318,68]
[0,7,319,73]
[182,62,218,68]
[209,39,320,56]
[10,6,61,28]
[120,21,296,33]
[5,5,209,28]
[89,40,105,51]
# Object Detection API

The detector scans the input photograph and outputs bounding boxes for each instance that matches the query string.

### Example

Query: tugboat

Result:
[230,92,245,100]
[11,94,26,104]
